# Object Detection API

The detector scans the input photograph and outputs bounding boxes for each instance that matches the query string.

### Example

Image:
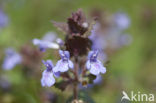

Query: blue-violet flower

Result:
[33,32,59,52]
[53,50,74,72]
[86,50,106,75]
[114,12,130,30]
[2,48,22,70]
[0,8,8,28]
[41,60,59,87]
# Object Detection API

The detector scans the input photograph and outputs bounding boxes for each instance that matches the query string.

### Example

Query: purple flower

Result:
[114,12,130,30]
[41,70,55,87]
[42,32,57,41]
[0,8,8,28]
[86,50,106,76]
[0,75,11,90]
[41,60,59,87]
[89,22,106,50]
[2,48,22,70]
[56,38,64,46]
[53,50,74,73]
[119,34,132,46]
[33,32,59,52]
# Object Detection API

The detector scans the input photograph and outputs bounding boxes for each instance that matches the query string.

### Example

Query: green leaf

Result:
[54,80,70,91]
[88,74,96,84]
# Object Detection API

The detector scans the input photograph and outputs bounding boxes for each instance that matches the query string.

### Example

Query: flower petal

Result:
[68,60,74,69]
[56,38,64,46]
[2,49,22,70]
[59,50,63,56]
[32,39,41,45]
[64,51,70,58]
[88,51,94,59]
[53,60,69,72]
[86,60,91,70]
[100,66,106,74]
[114,12,130,30]
[0,9,8,28]
[42,32,57,42]
[97,60,106,74]
[42,60,53,71]
[41,70,55,87]
[53,72,60,78]
[90,66,100,76]
[46,42,59,49]
[46,60,53,67]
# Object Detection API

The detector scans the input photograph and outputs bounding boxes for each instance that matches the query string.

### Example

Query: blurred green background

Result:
[0,0,156,103]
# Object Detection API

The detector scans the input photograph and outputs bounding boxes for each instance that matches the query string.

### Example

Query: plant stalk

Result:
[73,56,79,100]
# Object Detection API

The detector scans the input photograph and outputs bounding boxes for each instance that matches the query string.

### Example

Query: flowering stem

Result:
[73,82,78,100]
[73,56,79,100]
[82,60,87,77]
